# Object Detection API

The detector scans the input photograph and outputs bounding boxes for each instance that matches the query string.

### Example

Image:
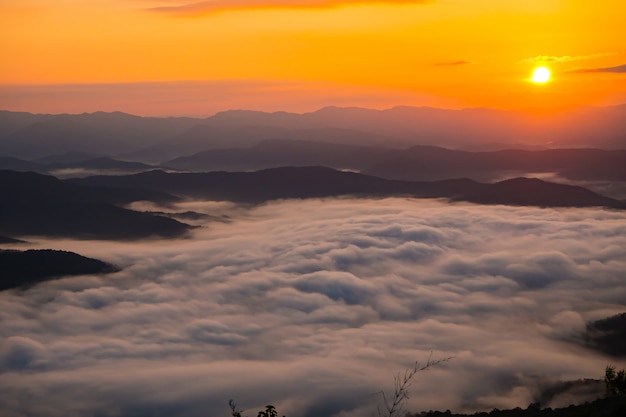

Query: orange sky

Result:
[1,0,625,116]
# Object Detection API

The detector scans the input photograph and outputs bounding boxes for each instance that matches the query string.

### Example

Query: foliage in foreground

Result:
[408,395,626,417]
[228,364,626,417]
[229,400,284,417]
[605,365,626,395]
[228,355,451,417]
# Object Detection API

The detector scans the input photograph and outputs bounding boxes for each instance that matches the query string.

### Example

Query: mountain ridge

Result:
[2,105,625,161]
[68,166,625,209]
[0,170,191,240]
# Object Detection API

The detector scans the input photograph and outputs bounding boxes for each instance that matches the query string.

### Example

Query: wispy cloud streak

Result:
[435,60,471,66]
[518,53,615,64]
[147,0,434,15]
[566,64,626,74]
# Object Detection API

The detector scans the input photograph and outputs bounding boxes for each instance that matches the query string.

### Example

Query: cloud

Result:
[147,0,434,16]
[565,64,626,74]
[518,53,615,64]
[435,60,471,66]
[1,198,625,416]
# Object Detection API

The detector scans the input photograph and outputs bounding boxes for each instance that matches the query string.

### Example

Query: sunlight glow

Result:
[531,66,551,83]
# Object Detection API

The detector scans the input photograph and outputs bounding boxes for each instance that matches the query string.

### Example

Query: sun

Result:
[531,66,551,83]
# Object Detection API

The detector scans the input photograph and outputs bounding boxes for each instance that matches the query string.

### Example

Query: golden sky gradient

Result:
[1,0,625,115]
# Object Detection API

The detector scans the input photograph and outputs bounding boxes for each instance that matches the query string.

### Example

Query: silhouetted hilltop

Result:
[0,170,190,239]
[409,394,626,417]
[69,167,625,208]
[459,177,622,207]
[0,249,119,291]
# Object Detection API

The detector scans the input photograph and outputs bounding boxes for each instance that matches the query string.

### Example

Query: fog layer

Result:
[1,198,625,416]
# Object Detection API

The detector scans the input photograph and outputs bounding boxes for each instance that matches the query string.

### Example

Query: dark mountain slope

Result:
[0,170,190,239]
[69,167,625,208]
[0,155,161,177]
[48,156,154,171]
[0,157,45,172]
[0,249,118,291]
[45,157,158,176]
[163,141,626,184]
[460,177,622,207]
[164,139,400,172]
[364,148,626,181]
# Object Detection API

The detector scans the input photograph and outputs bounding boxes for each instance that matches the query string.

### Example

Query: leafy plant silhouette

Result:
[605,365,626,395]
[229,400,285,417]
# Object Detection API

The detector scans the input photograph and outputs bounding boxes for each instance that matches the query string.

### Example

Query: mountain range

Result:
[69,166,626,208]
[2,105,625,162]
[161,140,626,182]
[2,140,625,186]
[2,166,622,244]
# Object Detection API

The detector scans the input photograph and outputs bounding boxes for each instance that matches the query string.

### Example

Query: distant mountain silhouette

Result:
[164,139,399,172]
[0,155,163,177]
[0,249,119,291]
[364,147,626,181]
[0,170,191,239]
[163,141,626,182]
[5,143,623,183]
[0,156,45,172]
[0,110,200,159]
[69,167,625,208]
[2,105,625,162]
[33,151,102,164]
[48,156,155,171]
[45,157,158,177]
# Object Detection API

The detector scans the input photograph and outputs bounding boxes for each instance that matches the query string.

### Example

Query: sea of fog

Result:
[1,198,626,417]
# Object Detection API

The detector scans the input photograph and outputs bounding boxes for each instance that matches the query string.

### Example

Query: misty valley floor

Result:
[1,198,625,417]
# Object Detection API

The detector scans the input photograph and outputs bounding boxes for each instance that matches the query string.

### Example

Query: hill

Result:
[69,167,625,208]
[0,170,191,240]
[0,249,119,291]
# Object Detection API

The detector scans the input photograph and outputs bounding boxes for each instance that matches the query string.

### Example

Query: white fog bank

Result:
[1,198,625,417]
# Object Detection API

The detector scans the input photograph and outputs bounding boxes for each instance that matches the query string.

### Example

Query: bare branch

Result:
[377,354,453,417]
